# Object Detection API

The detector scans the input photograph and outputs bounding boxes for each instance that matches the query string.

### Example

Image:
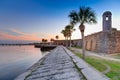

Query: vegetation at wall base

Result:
[71,50,120,80]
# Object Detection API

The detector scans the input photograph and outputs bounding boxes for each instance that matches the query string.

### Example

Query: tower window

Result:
[106,16,108,21]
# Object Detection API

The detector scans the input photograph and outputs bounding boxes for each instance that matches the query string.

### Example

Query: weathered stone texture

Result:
[108,30,120,53]
[103,11,112,32]
[25,46,84,80]
[84,29,120,54]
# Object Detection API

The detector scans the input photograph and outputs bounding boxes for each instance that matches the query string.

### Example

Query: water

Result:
[0,45,43,80]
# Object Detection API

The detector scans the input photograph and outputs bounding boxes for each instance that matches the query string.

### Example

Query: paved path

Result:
[25,46,84,80]
[102,63,111,74]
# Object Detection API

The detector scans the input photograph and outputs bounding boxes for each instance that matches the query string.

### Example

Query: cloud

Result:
[0,31,18,40]
[9,28,29,35]
[0,29,42,41]
[0,28,64,41]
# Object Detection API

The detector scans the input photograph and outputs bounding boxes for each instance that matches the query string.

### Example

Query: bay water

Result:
[0,45,43,80]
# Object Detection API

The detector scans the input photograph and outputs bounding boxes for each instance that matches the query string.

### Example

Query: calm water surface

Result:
[0,45,43,80]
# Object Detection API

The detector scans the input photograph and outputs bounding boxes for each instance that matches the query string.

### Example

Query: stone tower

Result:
[103,11,112,32]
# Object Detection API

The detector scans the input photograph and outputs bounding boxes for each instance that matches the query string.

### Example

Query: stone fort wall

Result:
[85,31,110,53]
[54,29,120,54]
[108,29,120,53]
[84,29,120,54]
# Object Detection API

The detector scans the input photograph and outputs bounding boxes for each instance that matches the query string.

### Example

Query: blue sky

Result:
[0,0,120,41]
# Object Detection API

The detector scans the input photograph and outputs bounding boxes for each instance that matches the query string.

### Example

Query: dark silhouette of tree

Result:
[65,24,75,47]
[50,38,54,44]
[61,25,75,47]
[55,35,59,40]
[44,39,47,42]
[55,35,59,45]
[61,29,68,46]
[42,38,48,43]
[42,38,45,42]
[69,6,97,59]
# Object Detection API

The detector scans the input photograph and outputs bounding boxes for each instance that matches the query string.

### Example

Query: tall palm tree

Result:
[65,24,75,47]
[61,29,68,46]
[55,35,59,45]
[69,6,97,59]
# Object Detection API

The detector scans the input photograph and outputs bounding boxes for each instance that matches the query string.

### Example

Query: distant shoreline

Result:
[0,43,34,46]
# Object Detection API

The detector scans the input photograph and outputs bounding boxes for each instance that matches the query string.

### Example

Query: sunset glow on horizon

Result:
[0,0,120,42]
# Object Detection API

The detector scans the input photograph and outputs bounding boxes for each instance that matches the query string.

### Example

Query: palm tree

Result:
[65,24,75,47]
[61,29,68,46]
[69,6,97,59]
[55,35,59,40]
[42,38,45,42]
[55,35,59,45]
[42,38,47,43]
[44,39,47,42]
[50,38,54,44]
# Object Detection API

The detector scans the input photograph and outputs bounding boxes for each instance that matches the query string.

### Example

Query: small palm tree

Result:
[44,39,47,42]
[65,24,75,47]
[50,38,54,44]
[61,29,68,46]
[55,35,59,40]
[42,38,47,43]
[69,6,97,59]
[42,38,45,42]
[55,35,59,45]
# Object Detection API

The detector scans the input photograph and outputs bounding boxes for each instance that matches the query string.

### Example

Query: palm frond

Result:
[69,10,79,24]
[78,6,97,24]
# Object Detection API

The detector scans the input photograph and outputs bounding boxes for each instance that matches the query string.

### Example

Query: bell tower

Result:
[102,11,112,32]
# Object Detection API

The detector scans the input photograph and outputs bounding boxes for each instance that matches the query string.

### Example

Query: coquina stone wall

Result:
[84,29,120,54]
[108,29,120,53]
[54,29,120,54]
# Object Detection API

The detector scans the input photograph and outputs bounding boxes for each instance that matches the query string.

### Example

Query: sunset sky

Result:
[0,0,120,41]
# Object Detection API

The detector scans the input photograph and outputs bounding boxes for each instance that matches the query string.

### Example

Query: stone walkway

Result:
[15,46,110,80]
[25,46,84,80]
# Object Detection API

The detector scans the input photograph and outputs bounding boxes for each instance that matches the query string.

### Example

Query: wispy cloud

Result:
[9,28,29,36]
[0,29,42,41]
[0,28,63,41]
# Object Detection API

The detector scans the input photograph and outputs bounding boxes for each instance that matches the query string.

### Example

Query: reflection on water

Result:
[0,45,43,80]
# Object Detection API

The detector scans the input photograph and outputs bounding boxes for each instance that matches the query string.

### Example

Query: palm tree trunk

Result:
[67,37,68,47]
[65,37,67,46]
[65,37,67,47]
[79,24,85,60]
[70,36,71,48]
[81,32,85,60]
[57,39,58,45]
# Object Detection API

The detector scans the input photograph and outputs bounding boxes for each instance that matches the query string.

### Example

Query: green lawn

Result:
[110,53,120,59]
[72,46,82,49]
[71,50,120,80]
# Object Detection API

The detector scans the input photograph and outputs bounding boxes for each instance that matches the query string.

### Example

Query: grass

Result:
[72,46,82,49]
[109,53,120,59]
[71,49,120,80]
[75,52,107,72]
